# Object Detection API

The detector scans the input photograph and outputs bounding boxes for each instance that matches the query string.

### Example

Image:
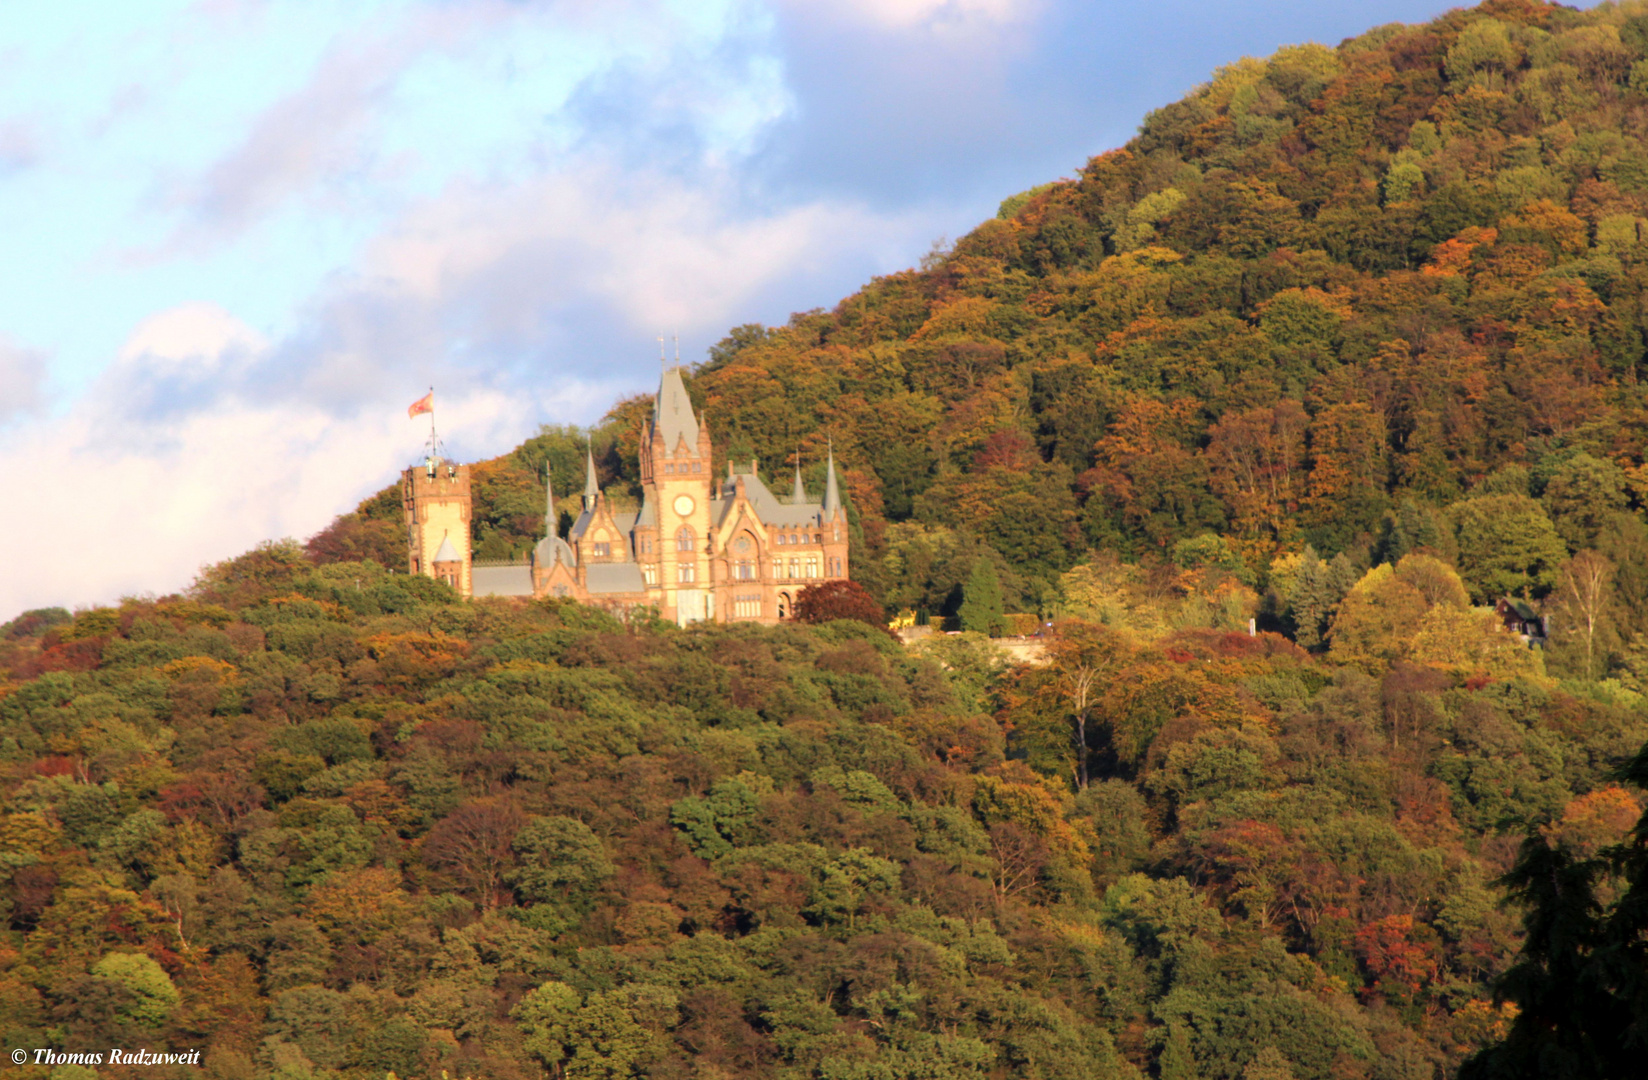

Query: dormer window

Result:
[592,542,610,558]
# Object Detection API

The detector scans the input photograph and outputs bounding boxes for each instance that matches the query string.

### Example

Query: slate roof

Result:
[472,564,534,597]
[585,562,647,594]
[433,534,462,563]
[653,366,702,457]
[714,471,824,529]
[534,534,576,569]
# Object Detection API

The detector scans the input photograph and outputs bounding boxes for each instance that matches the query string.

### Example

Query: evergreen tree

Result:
[1285,547,1357,651]
[1462,742,1648,1078]
[959,556,1007,636]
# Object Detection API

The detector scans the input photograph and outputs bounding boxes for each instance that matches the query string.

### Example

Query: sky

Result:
[0,0,1481,620]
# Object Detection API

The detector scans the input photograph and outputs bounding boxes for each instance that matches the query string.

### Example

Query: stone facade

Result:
[426,366,849,625]
[403,460,472,596]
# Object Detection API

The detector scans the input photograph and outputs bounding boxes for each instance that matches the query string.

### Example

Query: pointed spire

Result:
[544,468,557,536]
[583,444,600,509]
[653,365,701,457]
[822,442,842,519]
[790,457,808,505]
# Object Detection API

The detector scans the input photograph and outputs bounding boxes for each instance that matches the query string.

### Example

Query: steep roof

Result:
[822,447,842,518]
[653,366,702,457]
[583,445,600,505]
[714,471,823,529]
[432,534,462,563]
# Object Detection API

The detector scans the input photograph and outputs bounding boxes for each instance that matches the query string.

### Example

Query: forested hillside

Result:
[13,0,1648,1077]
[311,0,1648,657]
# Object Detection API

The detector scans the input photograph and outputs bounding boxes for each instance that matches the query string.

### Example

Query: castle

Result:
[402,366,849,625]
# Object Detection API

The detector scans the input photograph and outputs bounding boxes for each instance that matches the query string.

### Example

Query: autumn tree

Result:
[794,579,887,629]
[1547,550,1616,680]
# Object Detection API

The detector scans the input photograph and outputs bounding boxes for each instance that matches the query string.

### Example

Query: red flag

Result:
[408,391,433,419]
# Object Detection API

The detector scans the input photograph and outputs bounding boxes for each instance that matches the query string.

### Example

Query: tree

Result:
[421,798,526,907]
[1276,547,1358,650]
[1448,494,1569,602]
[1462,741,1648,1078]
[793,579,886,629]
[959,556,1007,636]
[1548,550,1616,681]
[1064,664,1099,791]
[509,815,614,908]
[304,513,403,567]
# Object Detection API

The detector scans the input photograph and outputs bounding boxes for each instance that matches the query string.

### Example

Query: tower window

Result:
[676,526,695,552]
[643,565,658,585]
[678,564,696,583]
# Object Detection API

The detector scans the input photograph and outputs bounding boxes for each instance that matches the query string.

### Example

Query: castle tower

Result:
[404,457,472,597]
[642,365,714,625]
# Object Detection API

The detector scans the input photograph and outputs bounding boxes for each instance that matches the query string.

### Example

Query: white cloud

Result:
[364,160,914,332]
[0,365,613,619]
[118,301,267,368]
[0,336,47,423]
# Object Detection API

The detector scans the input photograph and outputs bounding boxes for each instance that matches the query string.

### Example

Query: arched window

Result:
[676,526,695,552]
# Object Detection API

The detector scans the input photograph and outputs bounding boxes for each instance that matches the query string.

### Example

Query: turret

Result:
[822,446,843,521]
[583,445,600,510]
[790,461,808,505]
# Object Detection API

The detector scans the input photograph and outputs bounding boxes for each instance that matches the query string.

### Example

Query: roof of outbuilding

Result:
[471,564,534,597]
[585,562,647,594]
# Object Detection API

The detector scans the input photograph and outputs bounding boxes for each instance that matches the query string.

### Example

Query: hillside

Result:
[315,0,1648,648]
[12,1,1648,1077]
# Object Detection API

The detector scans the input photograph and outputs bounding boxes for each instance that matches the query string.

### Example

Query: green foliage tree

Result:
[959,556,1007,636]
[1448,494,1569,602]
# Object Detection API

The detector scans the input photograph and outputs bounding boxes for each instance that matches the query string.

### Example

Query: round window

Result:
[735,537,751,553]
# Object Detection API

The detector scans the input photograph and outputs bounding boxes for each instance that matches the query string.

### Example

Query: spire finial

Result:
[658,335,666,364]
[673,333,679,362]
